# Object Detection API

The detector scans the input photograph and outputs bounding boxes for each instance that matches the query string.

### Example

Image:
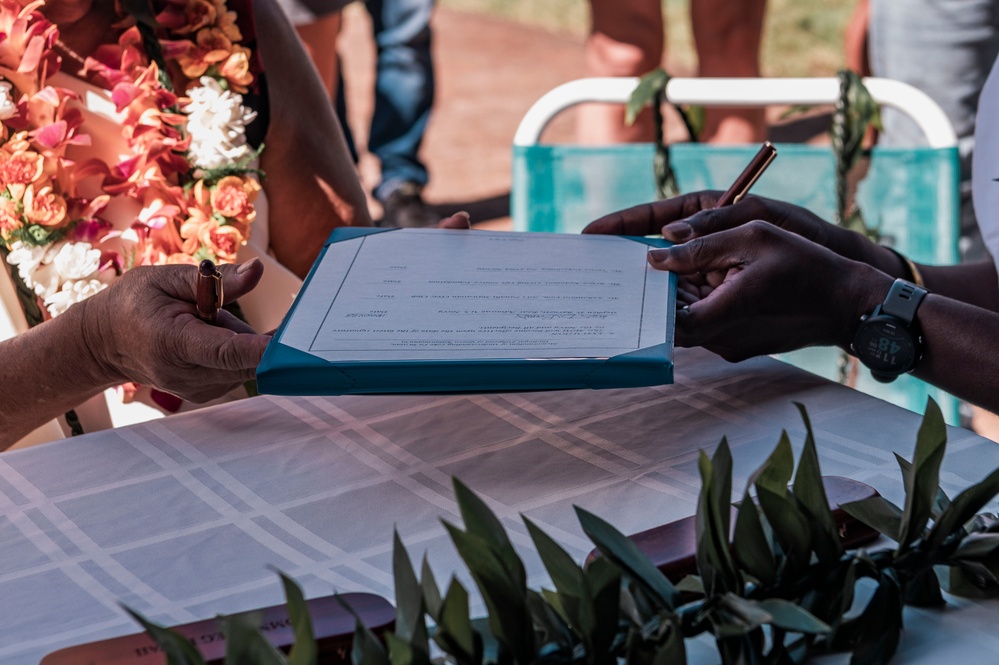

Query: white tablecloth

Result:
[2,348,997,663]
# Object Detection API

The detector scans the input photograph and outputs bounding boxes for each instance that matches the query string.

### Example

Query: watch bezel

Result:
[851,311,922,381]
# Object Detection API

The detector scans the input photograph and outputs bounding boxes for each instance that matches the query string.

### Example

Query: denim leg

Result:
[366,0,435,201]
[870,0,999,260]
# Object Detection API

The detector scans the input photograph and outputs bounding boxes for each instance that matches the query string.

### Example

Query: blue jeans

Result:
[870,0,999,261]
[337,0,435,201]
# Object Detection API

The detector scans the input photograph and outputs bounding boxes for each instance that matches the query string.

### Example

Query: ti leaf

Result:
[732,488,776,587]
[222,611,288,665]
[850,571,903,665]
[338,595,389,665]
[695,441,739,596]
[452,479,526,590]
[277,572,317,665]
[433,578,479,664]
[840,495,904,541]
[524,517,585,599]
[897,398,948,550]
[904,568,944,608]
[928,464,999,548]
[443,522,534,664]
[576,506,679,609]
[583,556,622,661]
[626,68,670,126]
[122,606,207,665]
[756,599,831,635]
[392,530,429,653]
[792,404,842,562]
[420,555,442,621]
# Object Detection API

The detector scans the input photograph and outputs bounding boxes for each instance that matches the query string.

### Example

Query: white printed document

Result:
[257,228,676,395]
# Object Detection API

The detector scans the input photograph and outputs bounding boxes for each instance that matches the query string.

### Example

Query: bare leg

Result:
[294,11,344,102]
[691,0,767,144]
[579,0,664,144]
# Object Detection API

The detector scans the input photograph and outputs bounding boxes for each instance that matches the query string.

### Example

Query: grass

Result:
[438,0,858,78]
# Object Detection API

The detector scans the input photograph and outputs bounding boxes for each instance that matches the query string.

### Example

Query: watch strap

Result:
[880,279,927,325]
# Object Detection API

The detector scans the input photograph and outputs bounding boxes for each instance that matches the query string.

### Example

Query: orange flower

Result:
[0,195,21,233]
[210,175,258,223]
[207,223,244,262]
[177,27,232,78]
[180,0,218,34]
[217,45,252,93]
[22,184,66,227]
[0,139,44,198]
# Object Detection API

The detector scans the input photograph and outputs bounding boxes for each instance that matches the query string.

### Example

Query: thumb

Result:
[647,236,742,275]
[217,258,265,305]
[437,211,472,229]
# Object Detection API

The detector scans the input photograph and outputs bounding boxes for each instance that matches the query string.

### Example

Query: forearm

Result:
[0,301,114,449]
[910,295,999,411]
[837,230,999,311]
[252,0,372,278]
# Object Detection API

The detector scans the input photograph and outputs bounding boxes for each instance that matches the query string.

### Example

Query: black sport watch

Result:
[851,279,928,383]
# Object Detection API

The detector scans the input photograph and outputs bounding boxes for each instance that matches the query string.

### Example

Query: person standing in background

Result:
[579,0,769,145]
[276,0,439,228]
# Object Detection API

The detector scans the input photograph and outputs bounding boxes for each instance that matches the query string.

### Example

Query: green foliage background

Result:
[438,0,857,78]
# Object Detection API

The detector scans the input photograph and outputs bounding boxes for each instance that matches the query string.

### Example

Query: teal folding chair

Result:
[512,76,961,422]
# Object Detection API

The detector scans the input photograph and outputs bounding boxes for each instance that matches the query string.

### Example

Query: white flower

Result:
[0,80,17,120]
[52,241,101,281]
[43,279,107,317]
[185,76,257,170]
[6,241,48,279]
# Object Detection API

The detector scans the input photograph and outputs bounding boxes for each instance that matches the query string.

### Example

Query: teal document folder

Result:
[257,228,676,395]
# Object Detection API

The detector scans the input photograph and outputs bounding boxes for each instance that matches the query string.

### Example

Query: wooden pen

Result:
[196,259,223,323]
[713,141,777,208]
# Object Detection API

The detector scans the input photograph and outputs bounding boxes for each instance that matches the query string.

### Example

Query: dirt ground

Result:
[336,5,828,230]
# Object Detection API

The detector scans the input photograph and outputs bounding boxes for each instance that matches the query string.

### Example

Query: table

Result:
[2,348,998,664]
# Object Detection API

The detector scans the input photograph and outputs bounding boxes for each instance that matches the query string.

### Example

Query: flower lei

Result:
[0,0,261,320]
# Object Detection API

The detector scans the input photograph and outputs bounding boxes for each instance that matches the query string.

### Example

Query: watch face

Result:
[853,317,918,375]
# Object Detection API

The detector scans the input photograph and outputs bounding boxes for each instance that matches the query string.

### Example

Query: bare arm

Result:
[0,262,270,449]
[251,0,372,279]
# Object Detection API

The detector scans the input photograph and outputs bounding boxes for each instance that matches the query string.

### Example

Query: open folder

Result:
[256,228,676,394]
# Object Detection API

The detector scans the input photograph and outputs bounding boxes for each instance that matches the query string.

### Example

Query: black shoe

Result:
[378,183,439,228]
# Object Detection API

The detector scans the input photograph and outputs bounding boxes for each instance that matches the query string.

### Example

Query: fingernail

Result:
[662,221,691,241]
[648,248,671,263]
[236,257,260,274]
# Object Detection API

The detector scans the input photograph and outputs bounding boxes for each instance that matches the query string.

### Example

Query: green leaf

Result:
[929,464,999,548]
[904,568,944,608]
[850,572,903,665]
[122,606,207,665]
[583,556,621,659]
[954,532,999,559]
[651,623,686,665]
[338,596,389,665]
[385,632,429,665]
[756,599,831,635]
[524,517,585,599]
[792,404,841,562]
[278,572,317,665]
[443,522,534,664]
[756,485,812,567]
[452,479,526,589]
[732,489,776,586]
[895,455,951,519]
[420,556,442,621]
[898,399,948,550]
[626,68,669,126]
[392,531,428,652]
[526,589,574,651]
[222,612,288,665]
[695,441,739,596]
[576,506,679,609]
[675,575,704,594]
[752,431,795,496]
[433,578,478,664]
[840,495,904,541]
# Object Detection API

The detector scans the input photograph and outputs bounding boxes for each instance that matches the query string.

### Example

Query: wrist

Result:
[834,262,895,351]
[75,290,127,390]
